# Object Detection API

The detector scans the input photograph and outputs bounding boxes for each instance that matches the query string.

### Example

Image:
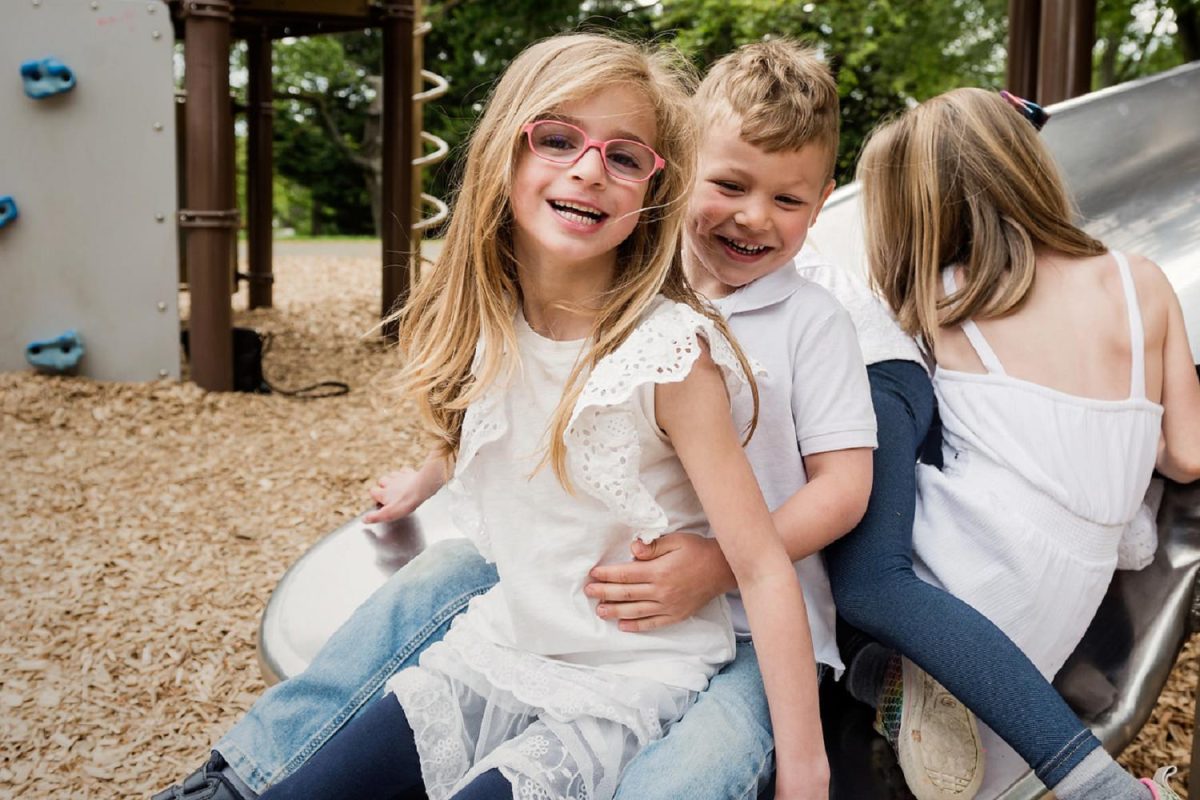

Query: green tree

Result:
[656,0,1008,182]
[1095,0,1194,87]
[253,0,1196,236]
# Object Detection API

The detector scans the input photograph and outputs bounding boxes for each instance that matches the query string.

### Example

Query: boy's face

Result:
[684,117,836,298]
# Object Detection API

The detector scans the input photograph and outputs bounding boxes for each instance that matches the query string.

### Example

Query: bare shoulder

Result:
[1126,252,1176,340]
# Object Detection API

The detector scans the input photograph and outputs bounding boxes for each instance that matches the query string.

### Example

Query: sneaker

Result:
[874,655,985,800]
[152,752,247,800]
[1141,766,1183,799]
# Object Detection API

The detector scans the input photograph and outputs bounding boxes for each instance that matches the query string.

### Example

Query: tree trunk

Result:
[1098,36,1119,88]
[1171,0,1200,62]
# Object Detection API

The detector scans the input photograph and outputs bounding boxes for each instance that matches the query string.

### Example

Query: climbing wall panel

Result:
[0,0,179,381]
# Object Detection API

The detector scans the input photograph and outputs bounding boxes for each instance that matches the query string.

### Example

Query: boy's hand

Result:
[363,468,436,524]
[584,533,737,631]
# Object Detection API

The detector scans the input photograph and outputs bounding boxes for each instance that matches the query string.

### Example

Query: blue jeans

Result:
[824,360,1101,787]
[218,539,498,793]
[218,540,779,798]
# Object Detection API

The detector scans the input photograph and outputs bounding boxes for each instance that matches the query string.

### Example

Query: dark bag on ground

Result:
[180,327,349,398]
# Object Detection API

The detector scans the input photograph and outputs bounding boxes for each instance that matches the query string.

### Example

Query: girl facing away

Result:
[256,33,829,800]
[847,87,1200,800]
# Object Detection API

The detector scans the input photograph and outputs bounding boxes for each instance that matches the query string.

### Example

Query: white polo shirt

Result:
[711,248,879,675]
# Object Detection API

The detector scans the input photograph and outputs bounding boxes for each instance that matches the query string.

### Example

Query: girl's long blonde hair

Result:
[392,32,757,486]
[857,88,1105,348]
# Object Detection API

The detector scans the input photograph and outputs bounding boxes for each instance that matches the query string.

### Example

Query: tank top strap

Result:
[1111,250,1147,399]
[941,267,1007,376]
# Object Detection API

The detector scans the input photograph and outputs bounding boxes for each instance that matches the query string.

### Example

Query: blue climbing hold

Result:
[26,330,85,374]
[20,57,76,99]
[0,196,16,230]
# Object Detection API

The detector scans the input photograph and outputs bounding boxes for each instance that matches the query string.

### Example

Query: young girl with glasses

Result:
[257,33,828,800]
[847,87,1200,800]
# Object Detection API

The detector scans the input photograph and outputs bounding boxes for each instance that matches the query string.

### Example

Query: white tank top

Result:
[910,251,1163,677]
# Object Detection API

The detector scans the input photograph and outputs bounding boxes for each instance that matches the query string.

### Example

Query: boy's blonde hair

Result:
[695,39,840,178]
[392,33,758,486]
[857,87,1105,348]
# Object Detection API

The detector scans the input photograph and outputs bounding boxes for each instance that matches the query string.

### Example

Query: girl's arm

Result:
[363,452,447,523]
[657,345,829,800]
[1148,259,1200,483]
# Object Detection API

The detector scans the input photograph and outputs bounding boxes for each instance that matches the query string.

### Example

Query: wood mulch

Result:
[0,245,1193,798]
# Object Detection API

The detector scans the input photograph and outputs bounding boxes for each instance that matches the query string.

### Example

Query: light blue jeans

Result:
[217,538,778,799]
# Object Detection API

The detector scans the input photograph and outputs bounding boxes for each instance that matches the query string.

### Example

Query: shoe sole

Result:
[897,658,985,800]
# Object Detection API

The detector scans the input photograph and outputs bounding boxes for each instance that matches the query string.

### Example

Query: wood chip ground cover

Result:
[0,246,1193,798]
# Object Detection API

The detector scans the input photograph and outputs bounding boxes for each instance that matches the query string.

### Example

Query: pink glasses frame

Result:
[520,120,666,183]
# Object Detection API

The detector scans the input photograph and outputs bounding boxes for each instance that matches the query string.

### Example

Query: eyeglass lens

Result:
[527,121,656,181]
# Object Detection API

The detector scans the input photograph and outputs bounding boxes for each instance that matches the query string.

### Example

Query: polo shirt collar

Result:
[710,256,805,318]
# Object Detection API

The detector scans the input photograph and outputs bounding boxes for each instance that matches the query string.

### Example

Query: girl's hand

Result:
[364,467,437,524]
[584,533,736,631]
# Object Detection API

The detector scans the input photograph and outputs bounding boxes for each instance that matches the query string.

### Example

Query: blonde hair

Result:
[858,87,1105,347]
[695,39,840,178]
[392,32,758,486]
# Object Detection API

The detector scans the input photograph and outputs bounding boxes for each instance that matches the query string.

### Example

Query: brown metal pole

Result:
[247,28,275,310]
[411,1,425,281]
[380,0,416,340]
[1038,0,1096,104]
[1007,0,1041,98]
[182,0,235,391]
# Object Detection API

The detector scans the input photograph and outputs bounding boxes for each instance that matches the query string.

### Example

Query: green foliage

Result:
[1094,0,1193,87]
[657,0,1008,182]
[245,0,1193,235]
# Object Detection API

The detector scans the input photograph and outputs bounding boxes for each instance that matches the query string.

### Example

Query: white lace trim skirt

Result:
[385,624,696,800]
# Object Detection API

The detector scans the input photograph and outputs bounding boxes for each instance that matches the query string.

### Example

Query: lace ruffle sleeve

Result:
[565,299,762,543]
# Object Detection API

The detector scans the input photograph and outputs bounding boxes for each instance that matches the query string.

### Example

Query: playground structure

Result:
[0,0,1098,391]
[257,61,1200,798]
[163,0,446,390]
[1,0,443,386]
[1,1,180,382]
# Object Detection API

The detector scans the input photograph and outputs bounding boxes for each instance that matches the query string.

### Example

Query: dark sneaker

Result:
[152,752,246,800]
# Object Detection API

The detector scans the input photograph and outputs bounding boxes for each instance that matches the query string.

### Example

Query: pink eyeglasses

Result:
[521,120,666,183]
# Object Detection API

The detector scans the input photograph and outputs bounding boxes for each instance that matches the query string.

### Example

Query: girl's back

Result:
[935,250,1167,404]
[912,251,1165,680]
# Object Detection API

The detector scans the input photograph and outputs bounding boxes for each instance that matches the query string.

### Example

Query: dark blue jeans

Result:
[824,360,1100,787]
[258,694,510,800]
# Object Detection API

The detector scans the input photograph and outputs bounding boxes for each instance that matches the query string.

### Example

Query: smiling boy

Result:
[155,40,919,800]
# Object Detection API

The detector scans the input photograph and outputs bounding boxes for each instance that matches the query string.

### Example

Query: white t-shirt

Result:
[712,252,878,674]
[448,301,756,692]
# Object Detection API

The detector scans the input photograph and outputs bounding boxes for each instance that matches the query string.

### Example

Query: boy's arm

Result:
[775,447,873,553]
[588,306,875,628]
[587,448,871,630]
[657,345,829,799]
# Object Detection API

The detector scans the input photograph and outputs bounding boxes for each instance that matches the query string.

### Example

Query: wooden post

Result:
[247,28,275,310]
[182,0,235,391]
[1007,0,1041,98]
[1037,0,1096,103]
[380,0,416,340]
